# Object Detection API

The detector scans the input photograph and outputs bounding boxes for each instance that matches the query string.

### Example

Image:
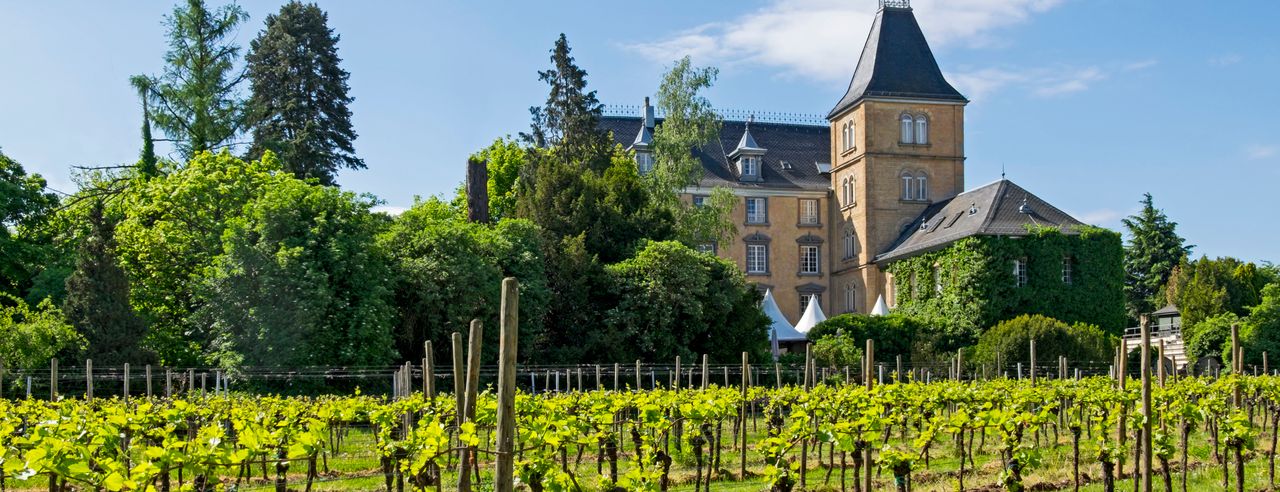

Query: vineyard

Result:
[2,373,1278,492]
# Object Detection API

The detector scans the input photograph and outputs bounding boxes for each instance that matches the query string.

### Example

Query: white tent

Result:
[794,296,827,335]
[870,295,890,316]
[762,290,805,342]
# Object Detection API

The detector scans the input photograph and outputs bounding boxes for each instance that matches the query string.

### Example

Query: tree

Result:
[1184,312,1237,363]
[970,314,1117,368]
[812,333,863,370]
[245,1,363,184]
[521,34,612,170]
[62,202,152,365]
[200,180,394,368]
[649,57,738,247]
[0,150,59,297]
[114,151,289,365]
[1239,283,1280,367]
[0,295,84,371]
[1122,193,1190,318]
[132,0,249,159]
[452,138,526,222]
[808,313,925,367]
[603,241,769,363]
[1169,256,1265,328]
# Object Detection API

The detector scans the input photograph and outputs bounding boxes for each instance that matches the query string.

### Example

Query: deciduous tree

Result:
[63,202,152,365]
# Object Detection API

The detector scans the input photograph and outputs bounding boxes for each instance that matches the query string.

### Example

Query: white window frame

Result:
[745,197,767,224]
[697,242,717,255]
[916,174,928,201]
[800,245,820,274]
[900,114,914,144]
[800,199,819,225]
[1062,255,1073,285]
[914,115,929,144]
[902,174,914,200]
[933,265,943,294]
[741,156,759,177]
[842,178,850,204]
[747,244,768,274]
[1014,258,1028,287]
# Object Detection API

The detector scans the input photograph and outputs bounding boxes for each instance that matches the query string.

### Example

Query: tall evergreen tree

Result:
[63,202,152,365]
[521,34,611,171]
[1121,193,1191,318]
[132,0,248,159]
[245,1,363,185]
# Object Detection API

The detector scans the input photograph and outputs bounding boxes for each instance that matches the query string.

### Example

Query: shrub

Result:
[812,334,863,369]
[971,314,1117,367]
[808,313,924,366]
[1184,312,1237,363]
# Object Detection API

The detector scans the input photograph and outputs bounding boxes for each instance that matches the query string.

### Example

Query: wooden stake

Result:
[145,365,152,398]
[50,358,57,400]
[702,354,709,389]
[459,319,484,492]
[864,339,874,492]
[674,355,681,391]
[635,360,642,391]
[85,359,93,401]
[494,278,520,492]
[123,363,130,402]
[452,332,465,425]
[740,352,749,479]
[1029,339,1037,383]
[1140,315,1153,492]
[1231,323,1241,407]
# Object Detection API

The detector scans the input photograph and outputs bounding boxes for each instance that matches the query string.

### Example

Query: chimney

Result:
[643,97,655,130]
[466,157,490,223]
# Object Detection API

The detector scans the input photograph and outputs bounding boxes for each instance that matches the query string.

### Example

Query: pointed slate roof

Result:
[828,5,966,119]
[795,297,827,335]
[762,290,807,342]
[875,179,1086,264]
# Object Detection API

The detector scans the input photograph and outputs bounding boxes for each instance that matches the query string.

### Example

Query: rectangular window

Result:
[746,244,768,273]
[742,157,759,177]
[800,294,815,312]
[745,197,767,224]
[933,266,943,294]
[1062,255,1073,285]
[692,195,707,207]
[902,176,914,200]
[636,152,654,174]
[800,199,819,225]
[800,245,819,274]
[1013,258,1028,287]
[916,176,928,201]
[697,243,717,254]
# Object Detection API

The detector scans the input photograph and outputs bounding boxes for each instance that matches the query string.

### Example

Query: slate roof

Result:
[875,180,1086,263]
[600,116,831,192]
[828,6,967,119]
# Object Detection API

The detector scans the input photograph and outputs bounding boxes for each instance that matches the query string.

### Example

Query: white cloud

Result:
[1074,208,1125,226]
[372,205,408,216]
[625,0,1068,83]
[1245,144,1278,160]
[946,64,1106,99]
[1209,53,1243,67]
[1123,59,1158,71]
[1032,66,1106,96]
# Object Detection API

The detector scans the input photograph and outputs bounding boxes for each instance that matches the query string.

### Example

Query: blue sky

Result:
[1,0,1276,262]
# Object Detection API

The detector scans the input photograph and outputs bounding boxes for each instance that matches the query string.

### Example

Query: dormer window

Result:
[740,156,760,178]
[730,115,767,182]
[635,151,655,174]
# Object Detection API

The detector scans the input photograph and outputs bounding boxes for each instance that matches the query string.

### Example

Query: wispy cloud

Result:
[1209,53,1243,67]
[1123,59,1158,71]
[624,0,1068,83]
[946,65,1107,100]
[1245,144,1278,160]
[1074,208,1126,227]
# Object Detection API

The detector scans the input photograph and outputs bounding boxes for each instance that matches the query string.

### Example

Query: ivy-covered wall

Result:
[885,226,1125,347]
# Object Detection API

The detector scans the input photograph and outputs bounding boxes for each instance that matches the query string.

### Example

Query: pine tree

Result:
[63,202,152,365]
[1121,193,1191,318]
[133,0,248,159]
[131,78,160,178]
[521,34,611,171]
[245,1,363,185]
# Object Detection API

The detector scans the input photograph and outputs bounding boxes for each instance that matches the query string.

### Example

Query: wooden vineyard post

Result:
[1140,315,1153,492]
[187,368,194,397]
[674,355,681,390]
[85,359,93,401]
[865,338,874,492]
[145,365,152,398]
[896,355,903,383]
[424,340,435,398]
[165,368,172,398]
[1158,340,1166,387]
[635,360,642,391]
[1232,323,1241,407]
[702,354,709,389]
[50,358,57,400]
[614,363,620,390]
[452,332,465,426]
[596,364,602,390]
[775,363,782,389]
[1029,339,1037,383]
[459,319,484,492]
[123,363,130,402]
[803,344,812,389]
[740,352,749,479]
[957,349,964,381]
[494,278,520,492]
[1265,351,1270,375]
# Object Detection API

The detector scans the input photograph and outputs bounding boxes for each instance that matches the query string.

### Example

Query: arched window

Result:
[844,282,857,313]
[842,178,850,204]
[900,113,914,144]
[841,123,850,151]
[914,114,929,144]
[843,226,855,259]
[916,173,928,201]
[901,172,914,200]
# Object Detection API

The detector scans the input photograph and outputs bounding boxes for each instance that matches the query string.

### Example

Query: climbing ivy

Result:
[886,225,1125,347]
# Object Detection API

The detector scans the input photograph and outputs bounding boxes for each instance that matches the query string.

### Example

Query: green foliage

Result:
[1169,256,1270,328]
[522,33,612,170]
[1122,193,1191,318]
[808,313,922,365]
[200,180,395,368]
[1184,312,1237,363]
[970,314,1117,366]
[0,295,84,371]
[459,138,525,222]
[812,333,863,369]
[379,198,549,364]
[114,151,291,365]
[1238,283,1280,367]
[246,1,363,184]
[132,0,249,159]
[603,241,768,363]
[0,150,59,298]
[62,202,152,365]
[888,226,1125,345]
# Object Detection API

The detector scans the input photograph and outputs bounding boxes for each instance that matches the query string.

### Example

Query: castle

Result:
[602,1,1110,329]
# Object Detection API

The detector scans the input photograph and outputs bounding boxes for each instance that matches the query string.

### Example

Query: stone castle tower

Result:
[827,0,968,312]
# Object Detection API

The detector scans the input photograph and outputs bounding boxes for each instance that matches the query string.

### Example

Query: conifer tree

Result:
[522,33,611,171]
[132,0,248,159]
[1121,193,1191,318]
[63,202,152,365]
[245,1,363,185]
